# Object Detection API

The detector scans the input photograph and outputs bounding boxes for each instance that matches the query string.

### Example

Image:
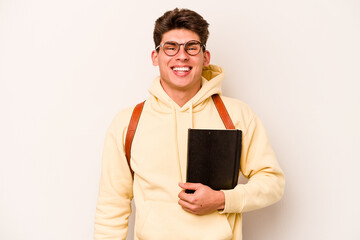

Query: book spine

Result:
[232,130,242,188]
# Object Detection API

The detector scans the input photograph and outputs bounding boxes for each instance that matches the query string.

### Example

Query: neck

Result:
[160,82,201,107]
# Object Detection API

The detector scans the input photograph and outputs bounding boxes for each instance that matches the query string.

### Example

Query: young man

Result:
[94,8,285,240]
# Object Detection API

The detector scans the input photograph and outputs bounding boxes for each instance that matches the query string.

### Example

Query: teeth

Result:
[173,67,190,72]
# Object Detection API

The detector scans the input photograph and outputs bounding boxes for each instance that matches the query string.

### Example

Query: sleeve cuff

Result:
[218,185,246,214]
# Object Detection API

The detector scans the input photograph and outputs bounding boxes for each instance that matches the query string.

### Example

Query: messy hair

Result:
[153,8,210,50]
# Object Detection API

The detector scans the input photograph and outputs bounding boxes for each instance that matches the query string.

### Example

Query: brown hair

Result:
[153,8,210,51]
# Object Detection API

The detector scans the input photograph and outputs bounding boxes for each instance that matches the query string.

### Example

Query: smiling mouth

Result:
[172,67,192,72]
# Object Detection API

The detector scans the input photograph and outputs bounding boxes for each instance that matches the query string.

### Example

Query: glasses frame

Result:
[155,40,206,56]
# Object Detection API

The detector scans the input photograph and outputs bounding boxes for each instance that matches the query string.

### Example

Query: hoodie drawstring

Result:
[171,102,183,182]
[189,103,193,129]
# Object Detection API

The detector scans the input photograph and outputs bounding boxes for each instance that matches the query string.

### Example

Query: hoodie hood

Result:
[148,64,225,113]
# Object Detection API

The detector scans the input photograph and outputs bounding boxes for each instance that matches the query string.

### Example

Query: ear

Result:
[203,50,211,67]
[151,50,159,66]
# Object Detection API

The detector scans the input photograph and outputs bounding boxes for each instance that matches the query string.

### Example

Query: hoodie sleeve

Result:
[94,118,133,239]
[220,115,285,213]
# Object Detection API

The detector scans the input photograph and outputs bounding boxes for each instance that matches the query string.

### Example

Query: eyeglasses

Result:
[155,40,206,56]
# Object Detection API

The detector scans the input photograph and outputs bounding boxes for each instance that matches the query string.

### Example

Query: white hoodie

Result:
[94,65,285,240]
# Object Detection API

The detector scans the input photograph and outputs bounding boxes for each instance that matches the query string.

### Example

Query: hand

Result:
[178,182,225,215]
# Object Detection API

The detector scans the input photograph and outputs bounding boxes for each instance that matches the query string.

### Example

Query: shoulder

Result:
[220,95,256,119]
[219,95,257,133]
[220,95,251,107]
[106,104,139,136]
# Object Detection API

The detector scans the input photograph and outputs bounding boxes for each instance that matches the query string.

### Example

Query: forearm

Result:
[221,169,285,213]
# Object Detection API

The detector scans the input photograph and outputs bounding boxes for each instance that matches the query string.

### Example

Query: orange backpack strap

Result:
[125,101,145,178]
[124,94,235,178]
[211,94,235,129]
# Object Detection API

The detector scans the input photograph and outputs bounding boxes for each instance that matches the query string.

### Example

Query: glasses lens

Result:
[163,42,179,56]
[185,41,201,55]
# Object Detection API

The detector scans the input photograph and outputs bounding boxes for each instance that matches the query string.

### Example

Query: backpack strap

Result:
[125,101,145,178]
[211,94,235,129]
[124,94,235,178]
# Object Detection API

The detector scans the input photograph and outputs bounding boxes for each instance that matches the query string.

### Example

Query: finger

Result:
[179,182,202,190]
[178,199,193,209]
[178,199,201,213]
[181,206,196,215]
[178,190,187,200]
[178,190,195,203]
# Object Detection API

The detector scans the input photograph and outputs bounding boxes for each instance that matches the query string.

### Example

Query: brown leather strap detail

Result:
[125,94,234,179]
[125,101,145,178]
[212,94,235,129]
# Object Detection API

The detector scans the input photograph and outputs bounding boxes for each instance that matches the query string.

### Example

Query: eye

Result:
[164,42,178,51]
[186,43,200,51]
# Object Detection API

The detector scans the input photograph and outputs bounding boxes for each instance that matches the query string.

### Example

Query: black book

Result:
[186,129,242,193]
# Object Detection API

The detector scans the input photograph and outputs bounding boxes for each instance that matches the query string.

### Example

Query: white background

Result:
[1,0,359,239]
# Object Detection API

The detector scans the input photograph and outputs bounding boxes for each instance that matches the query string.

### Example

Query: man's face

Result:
[151,29,210,95]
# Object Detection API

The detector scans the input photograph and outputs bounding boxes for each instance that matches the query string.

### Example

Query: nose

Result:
[176,44,189,60]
